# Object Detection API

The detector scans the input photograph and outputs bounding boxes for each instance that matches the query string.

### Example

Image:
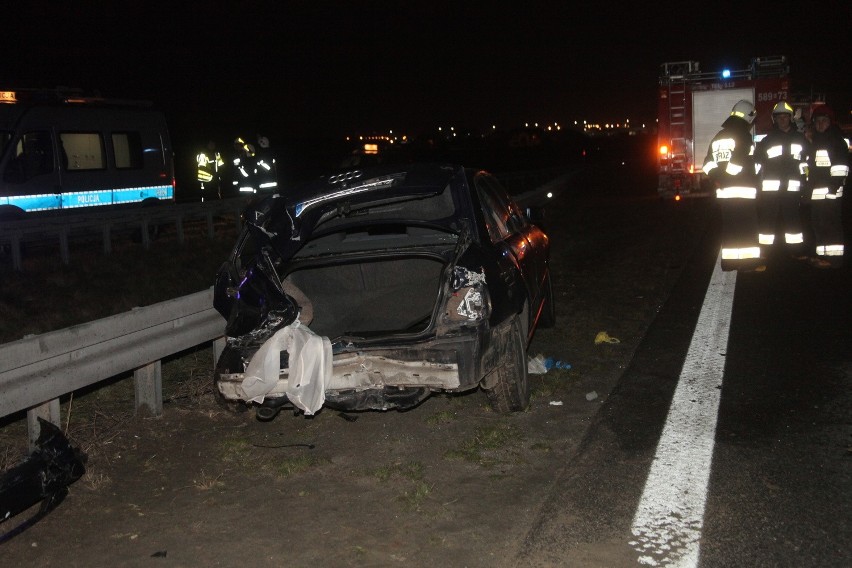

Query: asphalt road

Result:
[518,194,851,566]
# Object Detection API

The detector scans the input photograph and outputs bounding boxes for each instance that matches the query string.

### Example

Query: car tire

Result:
[538,273,556,328]
[485,314,530,413]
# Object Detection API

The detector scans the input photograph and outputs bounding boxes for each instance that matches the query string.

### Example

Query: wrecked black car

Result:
[213,163,553,418]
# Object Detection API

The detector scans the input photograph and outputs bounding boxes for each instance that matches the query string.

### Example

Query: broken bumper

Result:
[216,332,481,411]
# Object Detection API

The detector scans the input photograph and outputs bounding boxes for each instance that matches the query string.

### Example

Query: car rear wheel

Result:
[485,314,530,413]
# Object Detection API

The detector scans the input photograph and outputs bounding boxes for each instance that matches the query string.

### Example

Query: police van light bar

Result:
[721,69,731,79]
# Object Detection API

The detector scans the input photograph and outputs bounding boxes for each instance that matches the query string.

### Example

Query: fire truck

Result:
[657,56,793,199]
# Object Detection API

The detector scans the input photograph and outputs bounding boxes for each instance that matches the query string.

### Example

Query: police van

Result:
[0,88,174,219]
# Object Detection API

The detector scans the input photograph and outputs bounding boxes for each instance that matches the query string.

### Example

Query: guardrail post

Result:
[176,216,185,246]
[206,211,215,239]
[11,232,23,271]
[26,398,61,452]
[103,223,112,254]
[141,219,152,249]
[134,360,163,416]
[234,207,242,233]
[59,227,70,265]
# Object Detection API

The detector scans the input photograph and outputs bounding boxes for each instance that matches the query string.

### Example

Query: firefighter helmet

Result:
[730,100,756,124]
[811,104,835,122]
[772,101,794,115]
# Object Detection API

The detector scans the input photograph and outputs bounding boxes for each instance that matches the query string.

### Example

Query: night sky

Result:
[4,1,851,145]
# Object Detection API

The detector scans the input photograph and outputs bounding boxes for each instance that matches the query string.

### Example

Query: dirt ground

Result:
[0,162,714,566]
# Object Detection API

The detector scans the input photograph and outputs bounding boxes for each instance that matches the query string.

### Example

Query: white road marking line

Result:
[629,253,737,567]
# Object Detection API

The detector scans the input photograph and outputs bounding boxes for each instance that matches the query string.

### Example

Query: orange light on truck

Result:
[659,145,669,155]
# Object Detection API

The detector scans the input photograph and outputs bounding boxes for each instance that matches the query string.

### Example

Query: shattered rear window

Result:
[310,181,458,234]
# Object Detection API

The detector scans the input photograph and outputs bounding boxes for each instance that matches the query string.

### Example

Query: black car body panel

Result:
[213,163,551,413]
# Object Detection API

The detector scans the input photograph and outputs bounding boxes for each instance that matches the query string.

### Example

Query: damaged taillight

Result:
[444,267,490,323]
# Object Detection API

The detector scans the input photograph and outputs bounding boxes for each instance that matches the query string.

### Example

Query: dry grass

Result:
[0,233,235,344]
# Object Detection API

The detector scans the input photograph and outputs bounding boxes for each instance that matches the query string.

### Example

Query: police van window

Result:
[60,132,105,171]
[2,131,54,183]
[112,132,143,169]
[1,130,11,157]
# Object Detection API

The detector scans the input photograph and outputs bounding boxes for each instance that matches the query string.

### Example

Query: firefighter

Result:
[196,141,224,201]
[254,135,279,193]
[754,101,810,261]
[232,136,257,194]
[806,105,848,268]
[703,99,763,271]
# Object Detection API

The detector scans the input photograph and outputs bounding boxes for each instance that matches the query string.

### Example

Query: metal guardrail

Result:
[0,288,226,449]
[0,197,251,271]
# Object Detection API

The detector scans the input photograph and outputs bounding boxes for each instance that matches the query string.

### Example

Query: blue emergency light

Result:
[721,69,731,79]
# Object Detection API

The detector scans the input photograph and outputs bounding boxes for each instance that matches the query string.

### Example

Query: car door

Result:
[474,172,543,316]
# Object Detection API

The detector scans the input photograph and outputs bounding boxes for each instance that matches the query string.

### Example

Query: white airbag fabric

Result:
[240,321,332,415]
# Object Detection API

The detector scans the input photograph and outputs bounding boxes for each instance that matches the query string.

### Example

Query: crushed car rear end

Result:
[213,163,541,416]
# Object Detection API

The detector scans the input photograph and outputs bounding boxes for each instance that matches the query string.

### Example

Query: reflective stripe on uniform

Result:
[721,247,761,260]
[716,186,757,199]
[785,232,804,244]
[766,145,783,159]
[725,162,743,175]
[791,144,803,160]
[816,244,844,256]
[761,179,800,192]
[811,187,829,200]
[811,187,841,200]
[759,234,775,245]
[831,164,849,177]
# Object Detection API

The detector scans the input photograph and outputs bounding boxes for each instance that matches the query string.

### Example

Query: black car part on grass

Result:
[0,419,86,544]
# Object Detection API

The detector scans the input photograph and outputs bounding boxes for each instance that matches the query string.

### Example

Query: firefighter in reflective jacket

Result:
[703,100,762,271]
[754,101,810,259]
[254,135,278,192]
[196,141,224,201]
[806,104,848,268]
[232,137,257,193]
